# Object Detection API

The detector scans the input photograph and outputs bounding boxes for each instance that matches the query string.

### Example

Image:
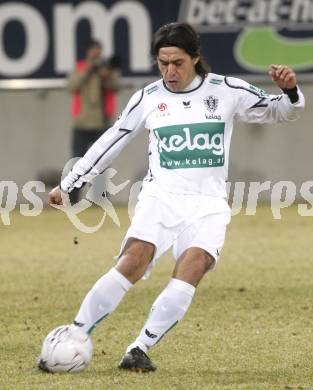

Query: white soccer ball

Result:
[38,324,93,373]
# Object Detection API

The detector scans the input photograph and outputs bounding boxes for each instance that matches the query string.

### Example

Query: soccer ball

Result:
[38,324,93,373]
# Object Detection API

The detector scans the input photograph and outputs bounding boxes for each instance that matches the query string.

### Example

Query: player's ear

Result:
[193,56,200,66]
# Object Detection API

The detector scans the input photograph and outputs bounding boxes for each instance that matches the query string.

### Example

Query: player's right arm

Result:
[49,88,146,206]
[48,186,67,206]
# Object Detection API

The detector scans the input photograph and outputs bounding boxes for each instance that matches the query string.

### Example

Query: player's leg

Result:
[119,248,213,371]
[172,247,215,285]
[115,238,156,283]
[73,238,154,334]
[75,194,172,334]
[119,212,230,371]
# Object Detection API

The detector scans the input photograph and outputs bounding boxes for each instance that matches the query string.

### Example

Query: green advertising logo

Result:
[154,122,225,169]
[179,0,313,74]
[235,27,313,72]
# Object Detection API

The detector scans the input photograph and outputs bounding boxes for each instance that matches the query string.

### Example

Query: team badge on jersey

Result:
[204,95,219,113]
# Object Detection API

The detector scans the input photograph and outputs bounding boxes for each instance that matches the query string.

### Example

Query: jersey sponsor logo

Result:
[205,114,222,120]
[154,122,225,169]
[158,102,167,111]
[204,95,219,112]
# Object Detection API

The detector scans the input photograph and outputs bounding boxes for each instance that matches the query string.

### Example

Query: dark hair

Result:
[150,22,209,78]
[83,38,101,56]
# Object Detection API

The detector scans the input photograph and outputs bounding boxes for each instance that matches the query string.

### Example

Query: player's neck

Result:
[183,75,202,91]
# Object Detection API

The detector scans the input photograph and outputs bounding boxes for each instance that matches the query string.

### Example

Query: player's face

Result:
[157,47,199,92]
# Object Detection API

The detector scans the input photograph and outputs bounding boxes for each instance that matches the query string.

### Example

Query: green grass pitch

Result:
[0,205,312,390]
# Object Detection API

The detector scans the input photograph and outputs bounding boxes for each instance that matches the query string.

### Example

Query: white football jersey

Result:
[61,73,305,198]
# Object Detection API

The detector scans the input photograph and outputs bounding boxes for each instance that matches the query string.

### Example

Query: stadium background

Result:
[0,0,312,204]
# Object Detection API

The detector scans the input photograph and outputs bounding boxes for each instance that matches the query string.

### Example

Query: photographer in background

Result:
[67,39,121,203]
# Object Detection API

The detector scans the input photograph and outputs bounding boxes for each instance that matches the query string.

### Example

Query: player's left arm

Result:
[269,64,297,90]
[228,65,305,123]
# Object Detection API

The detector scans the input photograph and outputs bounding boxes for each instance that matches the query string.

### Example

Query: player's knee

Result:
[116,254,148,283]
[116,239,155,282]
[193,251,215,274]
[120,251,147,270]
[188,248,215,273]
[173,248,216,286]
[202,252,216,272]
[123,240,154,266]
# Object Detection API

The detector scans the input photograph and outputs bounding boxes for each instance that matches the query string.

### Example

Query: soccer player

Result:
[47,23,305,371]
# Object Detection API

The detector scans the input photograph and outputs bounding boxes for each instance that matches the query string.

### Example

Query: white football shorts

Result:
[118,190,231,279]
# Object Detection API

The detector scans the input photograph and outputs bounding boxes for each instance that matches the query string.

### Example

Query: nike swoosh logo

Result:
[235,27,313,71]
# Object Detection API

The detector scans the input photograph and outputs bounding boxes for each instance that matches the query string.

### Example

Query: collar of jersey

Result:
[162,76,205,94]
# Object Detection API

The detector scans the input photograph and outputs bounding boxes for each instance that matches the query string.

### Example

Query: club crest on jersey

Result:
[204,95,219,113]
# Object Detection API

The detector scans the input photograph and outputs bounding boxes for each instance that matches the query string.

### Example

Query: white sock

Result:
[127,278,195,353]
[74,267,132,334]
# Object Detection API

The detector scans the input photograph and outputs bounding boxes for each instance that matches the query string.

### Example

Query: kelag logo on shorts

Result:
[154,122,225,169]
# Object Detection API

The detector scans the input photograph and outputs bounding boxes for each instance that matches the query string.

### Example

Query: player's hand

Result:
[269,64,297,90]
[49,186,69,207]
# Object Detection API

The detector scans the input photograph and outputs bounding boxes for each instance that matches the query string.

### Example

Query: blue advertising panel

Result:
[0,0,312,80]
